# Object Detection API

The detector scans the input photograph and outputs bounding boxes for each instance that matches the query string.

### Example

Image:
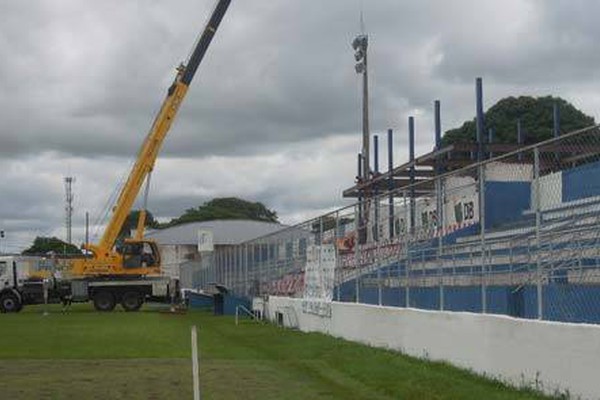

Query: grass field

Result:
[0,304,554,399]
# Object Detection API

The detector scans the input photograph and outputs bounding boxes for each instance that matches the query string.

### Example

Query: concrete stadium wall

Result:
[267,296,600,399]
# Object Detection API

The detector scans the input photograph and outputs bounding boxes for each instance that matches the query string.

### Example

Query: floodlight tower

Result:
[352,32,371,243]
[352,34,370,182]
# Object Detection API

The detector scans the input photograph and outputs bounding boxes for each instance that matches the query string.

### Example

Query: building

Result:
[145,219,286,287]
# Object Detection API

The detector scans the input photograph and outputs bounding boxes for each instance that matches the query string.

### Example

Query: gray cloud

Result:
[1,1,599,251]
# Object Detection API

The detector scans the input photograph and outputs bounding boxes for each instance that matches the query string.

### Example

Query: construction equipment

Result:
[0,0,232,313]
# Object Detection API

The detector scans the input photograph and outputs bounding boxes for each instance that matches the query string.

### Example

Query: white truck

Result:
[0,256,179,312]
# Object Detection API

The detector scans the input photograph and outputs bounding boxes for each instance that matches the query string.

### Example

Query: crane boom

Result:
[73,0,232,276]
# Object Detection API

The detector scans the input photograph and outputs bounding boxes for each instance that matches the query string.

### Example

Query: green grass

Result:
[0,304,555,399]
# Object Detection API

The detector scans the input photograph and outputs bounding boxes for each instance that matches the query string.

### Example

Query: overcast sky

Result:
[0,0,599,252]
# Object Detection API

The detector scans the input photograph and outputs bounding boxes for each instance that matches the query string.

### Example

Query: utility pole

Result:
[85,211,89,249]
[64,177,74,245]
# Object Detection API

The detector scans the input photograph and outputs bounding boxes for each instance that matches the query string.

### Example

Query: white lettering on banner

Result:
[302,244,336,317]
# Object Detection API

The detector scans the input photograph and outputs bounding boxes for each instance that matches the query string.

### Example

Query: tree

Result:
[22,236,82,256]
[120,210,159,238]
[442,96,595,147]
[164,197,278,227]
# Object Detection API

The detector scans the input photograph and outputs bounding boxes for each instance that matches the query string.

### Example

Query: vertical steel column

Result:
[404,191,411,307]
[319,218,324,299]
[387,129,394,240]
[435,100,444,310]
[409,117,416,231]
[374,135,380,242]
[434,100,442,151]
[437,177,444,311]
[354,203,360,303]
[476,77,485,162]
[335,211,341,302]
[357,153,364,245]
[244,244,249,297]
[479,163,487,313]
[238,245,242,295]
[258,242,263,295]
[553,102,560,165]
[374,135,382,305]
[534,147,543,319]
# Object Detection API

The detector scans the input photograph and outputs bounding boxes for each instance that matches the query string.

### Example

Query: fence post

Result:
[335,211,341,302]
[354,203,360,303]
[404,190,411,308]
[437,177,444,311]
[534,147,543,319]
[479,163,487,313]
[244,244,249,297]
[377,196,383,306]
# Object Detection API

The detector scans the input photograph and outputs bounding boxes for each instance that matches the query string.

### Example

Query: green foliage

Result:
[120,209,159,238]
[164,197,278,227]
[21,236,82,256]
[442,96,595,146]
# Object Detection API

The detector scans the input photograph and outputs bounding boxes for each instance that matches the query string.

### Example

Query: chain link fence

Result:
[196,125,600,324]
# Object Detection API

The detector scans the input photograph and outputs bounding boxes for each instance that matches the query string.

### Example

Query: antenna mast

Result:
[64,176,75,244]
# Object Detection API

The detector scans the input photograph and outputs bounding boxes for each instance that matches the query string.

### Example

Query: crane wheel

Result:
[0,292,22,313]
[93,291,116,312]
[121,291,143,312]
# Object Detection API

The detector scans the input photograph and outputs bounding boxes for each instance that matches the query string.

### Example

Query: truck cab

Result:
[0,257,28,312]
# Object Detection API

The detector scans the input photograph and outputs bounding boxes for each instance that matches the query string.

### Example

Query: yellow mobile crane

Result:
[0,0,232,313]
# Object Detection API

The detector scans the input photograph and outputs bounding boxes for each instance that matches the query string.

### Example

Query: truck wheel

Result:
[93,291,116,312]
[121,291,143,312]
[0,292,21,313]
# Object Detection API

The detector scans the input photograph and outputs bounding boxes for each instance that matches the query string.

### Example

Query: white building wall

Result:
[267,296,600,400]
[158,244,197,279]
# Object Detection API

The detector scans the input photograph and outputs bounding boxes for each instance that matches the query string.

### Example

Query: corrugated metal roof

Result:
[145,219,286,246]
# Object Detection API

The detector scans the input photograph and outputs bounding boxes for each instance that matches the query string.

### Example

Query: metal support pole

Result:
[476,77,485,162]
[437,177,444,311]
[335,212,341,302]
[387,129,394,239]
[434,100,442,151]
[354,204,360,303]
[434,100,444,310]
[534,147,543,319]
[409,117,416,231]
[244,244,249,297]
[374,135,380,242]
[404,191,411,307]
[361,45,370,182]
[479,163,487,313]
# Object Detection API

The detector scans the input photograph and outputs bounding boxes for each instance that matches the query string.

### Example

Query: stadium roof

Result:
[145,220,287,246]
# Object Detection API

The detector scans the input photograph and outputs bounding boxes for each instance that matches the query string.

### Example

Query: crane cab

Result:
[119,239,161,271]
